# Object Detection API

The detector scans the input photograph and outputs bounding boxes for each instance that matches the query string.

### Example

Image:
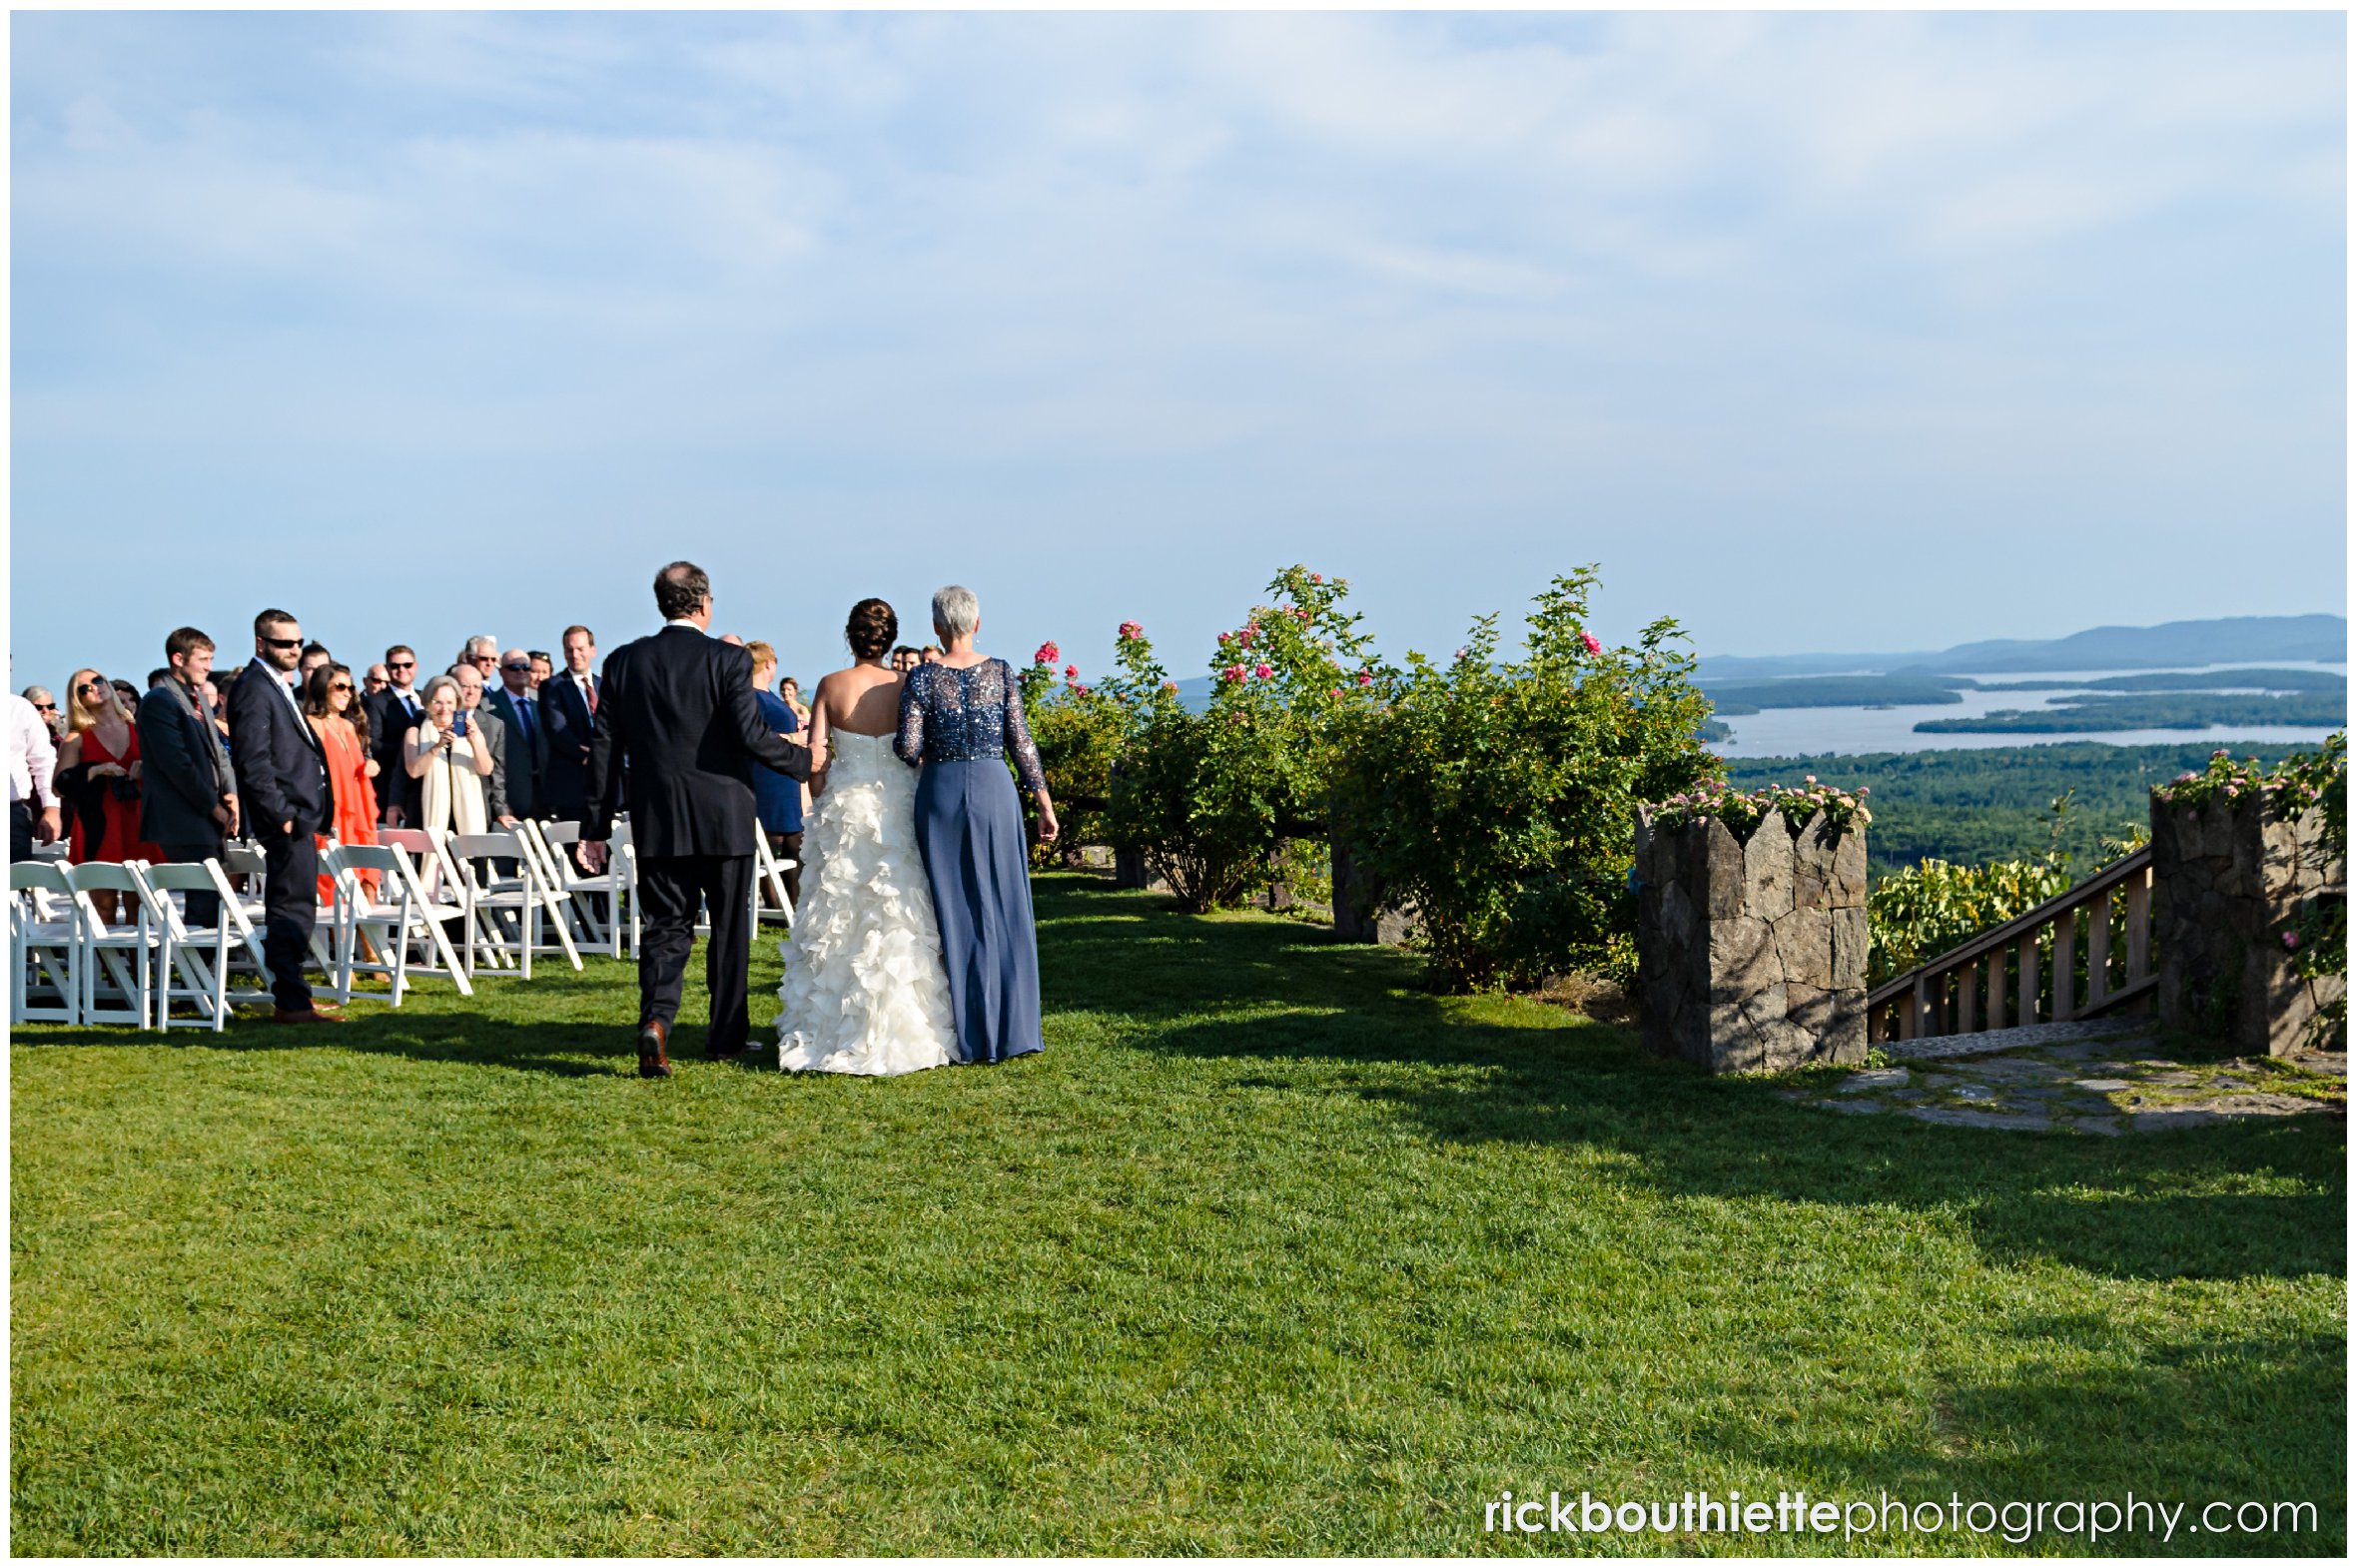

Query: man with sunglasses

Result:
[482,648,545,820]
[366,644,425,826]
[226,607,339,1025]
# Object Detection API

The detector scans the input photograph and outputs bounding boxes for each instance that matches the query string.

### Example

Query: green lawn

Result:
[10,875,2346,1555]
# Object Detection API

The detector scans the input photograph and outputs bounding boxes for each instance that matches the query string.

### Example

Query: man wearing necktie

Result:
[365,643,425,826]
[483,647,547,819]
[539,624,602,852]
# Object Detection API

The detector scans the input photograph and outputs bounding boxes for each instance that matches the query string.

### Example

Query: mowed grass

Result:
[10,875,2345,1555]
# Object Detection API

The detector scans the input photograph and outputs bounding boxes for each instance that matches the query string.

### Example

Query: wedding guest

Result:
[299,642,333,679]
[110,678,141,713]
[7,687,62,861]
[896,585,1058,1064]
[527,651,553,691]
[920,645,945,664]
[745,640,804,908]
[146,668,173,690]
[225,607,339,1024]
[60,667,164,901]
[777,675,810,727]
[368,644,424,825]
[483,648,545,819]
[21,687,65,743]
[405,675,492,837]
[137,626,238,929]
[540,624,600,843]
[448,663,515,825]
[304,663,381,902]
[363,663,391,698]
[460,635,500,683]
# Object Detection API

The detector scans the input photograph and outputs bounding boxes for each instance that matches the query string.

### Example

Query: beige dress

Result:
[414,721,488,838]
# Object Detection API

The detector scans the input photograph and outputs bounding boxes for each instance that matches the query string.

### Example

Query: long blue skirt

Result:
[914,759,1043,1063]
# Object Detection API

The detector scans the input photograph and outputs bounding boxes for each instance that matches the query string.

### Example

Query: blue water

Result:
[1710,662,2345,759]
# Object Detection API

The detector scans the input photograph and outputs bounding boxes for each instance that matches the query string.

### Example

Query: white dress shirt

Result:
[6,691,59,808]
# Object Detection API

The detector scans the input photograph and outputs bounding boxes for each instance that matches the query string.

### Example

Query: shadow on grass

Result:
[1039,878,2349,1286]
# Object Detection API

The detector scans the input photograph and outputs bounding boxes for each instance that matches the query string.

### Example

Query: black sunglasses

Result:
[75,679,106,693]
[33,701,56,712]
[263,635,301,649]
[388,660,415,669]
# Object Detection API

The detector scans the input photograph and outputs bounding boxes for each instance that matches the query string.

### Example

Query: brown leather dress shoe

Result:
[272,1006,348,1026]
[637,1019,673,1079]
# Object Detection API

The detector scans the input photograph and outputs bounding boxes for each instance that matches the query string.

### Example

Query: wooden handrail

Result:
[1867,846,2152,1010]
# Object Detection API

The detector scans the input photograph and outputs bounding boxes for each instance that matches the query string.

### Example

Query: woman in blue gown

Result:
[896,585,1061,1063]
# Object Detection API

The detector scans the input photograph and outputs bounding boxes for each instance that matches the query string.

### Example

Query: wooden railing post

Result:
[2016,931,2039,1026]
[1957,958,1977,1033]
[2088,891,2112,1010]
[2053,905,2076,1020]
[2124,862,2151,988]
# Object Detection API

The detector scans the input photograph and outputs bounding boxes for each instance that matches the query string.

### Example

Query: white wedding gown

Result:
[777,729,960,1075]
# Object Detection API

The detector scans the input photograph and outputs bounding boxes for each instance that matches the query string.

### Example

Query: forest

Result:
[1719,741,2310,873]
[1915,692,2342,732]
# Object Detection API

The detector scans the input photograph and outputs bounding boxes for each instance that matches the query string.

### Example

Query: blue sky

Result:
[10,9,2346,695]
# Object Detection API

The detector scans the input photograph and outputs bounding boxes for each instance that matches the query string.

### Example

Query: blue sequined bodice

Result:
[895,658,1049,795]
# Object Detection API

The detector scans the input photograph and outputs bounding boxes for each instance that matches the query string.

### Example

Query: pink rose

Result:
[1580,630,1602,656]
[1064,664,1078,679]
[1310,572,1323,583]
[1356,670,1374,687]
[1221,665,1244,683]
[2283,930,2301,950]
[1163,680,1179,692]
[1035,641,1060,666]
[1330,686,1344,698]
[1254,662,1273,680]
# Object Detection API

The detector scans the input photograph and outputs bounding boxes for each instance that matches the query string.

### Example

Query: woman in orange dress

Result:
[305,663,382,903]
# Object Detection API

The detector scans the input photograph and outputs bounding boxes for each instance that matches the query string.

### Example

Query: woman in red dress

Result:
[57,668,165,922]
[305,663,382,903]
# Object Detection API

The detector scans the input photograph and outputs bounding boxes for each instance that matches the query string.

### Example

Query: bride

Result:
[777,598,959,1076]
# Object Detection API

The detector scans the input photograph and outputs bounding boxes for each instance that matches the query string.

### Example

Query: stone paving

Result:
[1782,1020,2346,1135]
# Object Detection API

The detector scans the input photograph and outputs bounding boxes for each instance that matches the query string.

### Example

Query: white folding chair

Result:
[445,831,580,979]
[9,861,83,1024]
[539,819,634,958]
[133,859,243,1033]
[499,821,586,971]
[339,841,475,1000]
[381,827,512,972]
[63,862,158,1028]
[752,830,796,932]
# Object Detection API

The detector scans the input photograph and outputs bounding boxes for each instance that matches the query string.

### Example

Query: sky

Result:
[8,8,2347,698]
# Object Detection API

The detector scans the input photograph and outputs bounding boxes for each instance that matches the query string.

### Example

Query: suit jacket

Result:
[482,687,546,817]
[462,706,510,821]
[136,677,233,846]
[584,626,807,859]
[366,686,423,818]
[540,669,601,819]
[226,657,331,837]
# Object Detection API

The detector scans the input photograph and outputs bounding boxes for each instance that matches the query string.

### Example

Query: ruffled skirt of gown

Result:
[777,730,959,1076]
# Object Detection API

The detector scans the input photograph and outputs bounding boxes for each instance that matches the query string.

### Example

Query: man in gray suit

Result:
[481,647,546,819]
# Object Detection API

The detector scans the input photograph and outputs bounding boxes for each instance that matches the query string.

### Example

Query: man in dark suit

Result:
[482,647,547,819]
[540,624,600,834]
[582,563,809,1076]
[227,607,338,1025]
[367,643,424,826]
[135,626,240,929]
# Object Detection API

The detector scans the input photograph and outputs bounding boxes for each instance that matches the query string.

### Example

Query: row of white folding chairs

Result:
[10,857,271,1030]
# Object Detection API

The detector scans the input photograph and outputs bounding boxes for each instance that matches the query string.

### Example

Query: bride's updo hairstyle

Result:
[846,598,899,661]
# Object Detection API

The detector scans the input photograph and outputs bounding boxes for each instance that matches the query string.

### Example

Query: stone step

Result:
[1884,1016,2156,1064]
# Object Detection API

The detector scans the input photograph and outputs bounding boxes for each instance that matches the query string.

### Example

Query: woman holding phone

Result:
[404,675,491,837]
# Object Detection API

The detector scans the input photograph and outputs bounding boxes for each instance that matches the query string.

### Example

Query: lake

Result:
[1710,662,2347,758]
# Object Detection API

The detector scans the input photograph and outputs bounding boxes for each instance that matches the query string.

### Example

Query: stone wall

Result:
[1332,837,1414,945]
[1635,807,1869,1074]
[2152,790,2345,1056]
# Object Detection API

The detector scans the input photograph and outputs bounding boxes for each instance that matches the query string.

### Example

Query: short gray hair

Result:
[931,584,980,639]
[418,675,460,707]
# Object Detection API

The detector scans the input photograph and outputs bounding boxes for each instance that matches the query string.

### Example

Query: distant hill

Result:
[1896,614,2346,674]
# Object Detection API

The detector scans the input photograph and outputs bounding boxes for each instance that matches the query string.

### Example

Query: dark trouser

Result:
[256,824,319,1011]
[634,854,754,1053]
[159,835,228,930]
[766,831,804,908]
[9,801,32,863]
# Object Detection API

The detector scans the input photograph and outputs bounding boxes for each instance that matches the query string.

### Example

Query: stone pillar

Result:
[2153,790,2345,1055]
[1113,848,1169,893]
[1331,836,1413,945]
[1635,807,1869,1074]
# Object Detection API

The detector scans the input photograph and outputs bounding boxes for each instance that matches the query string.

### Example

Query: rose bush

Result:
[1330,566,1718,991]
